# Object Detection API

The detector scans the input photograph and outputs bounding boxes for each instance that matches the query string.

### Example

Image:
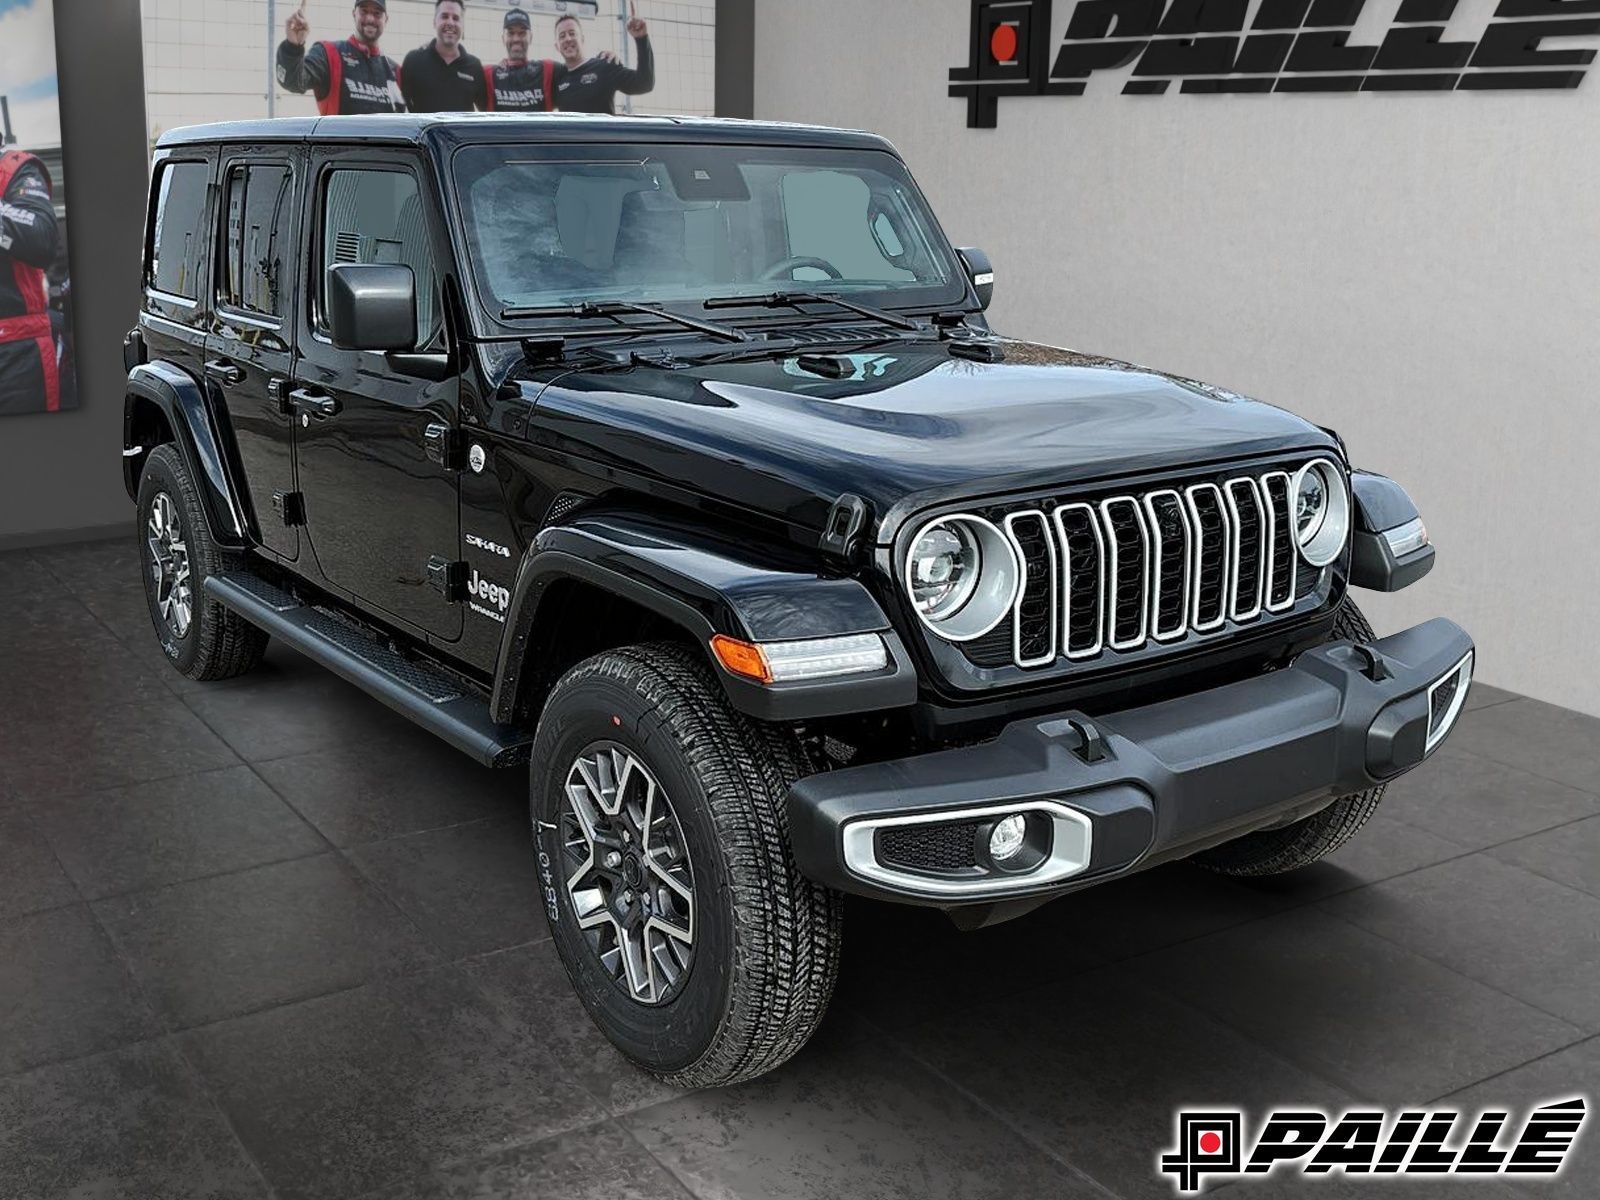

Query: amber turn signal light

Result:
[710,634,773,684]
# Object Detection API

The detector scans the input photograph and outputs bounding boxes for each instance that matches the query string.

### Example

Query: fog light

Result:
[989,813,1028,862]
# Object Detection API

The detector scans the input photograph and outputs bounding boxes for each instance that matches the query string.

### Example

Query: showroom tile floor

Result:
[1,536,1596,1199]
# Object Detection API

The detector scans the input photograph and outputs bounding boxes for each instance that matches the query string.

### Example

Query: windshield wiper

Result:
[703,290,927,333]
[499,300,749,343]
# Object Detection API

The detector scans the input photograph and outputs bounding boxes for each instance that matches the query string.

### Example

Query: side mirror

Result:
[326,263,417,352]
[956,247,994,311]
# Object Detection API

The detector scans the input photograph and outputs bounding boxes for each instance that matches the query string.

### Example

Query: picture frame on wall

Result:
[0,0,75,416]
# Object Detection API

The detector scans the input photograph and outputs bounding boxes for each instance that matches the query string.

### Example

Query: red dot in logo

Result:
[989,23,1018,63]
[1199,1132,1223,1155]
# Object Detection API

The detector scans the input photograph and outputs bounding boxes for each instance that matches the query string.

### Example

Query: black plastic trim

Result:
[490,513,918,724]
[1350,469,1434,591]
[1351,469,1420,534]
[124,361,248,547]
[788,618,1473,905]
[1352,532,1436,592]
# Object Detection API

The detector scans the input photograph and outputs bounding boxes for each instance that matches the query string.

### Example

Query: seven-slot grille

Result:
[973,466,1317,670]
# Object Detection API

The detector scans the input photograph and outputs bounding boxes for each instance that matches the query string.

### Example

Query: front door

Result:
[207,149,301,561]
[291,151,461,639]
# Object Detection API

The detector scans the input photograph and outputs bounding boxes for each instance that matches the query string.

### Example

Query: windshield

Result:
[451,143,967,323]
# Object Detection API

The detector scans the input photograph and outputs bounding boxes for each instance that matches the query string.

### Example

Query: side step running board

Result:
[204,571,532,767]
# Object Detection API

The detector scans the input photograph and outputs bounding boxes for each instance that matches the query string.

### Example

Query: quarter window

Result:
[149,160,210,300]
[219,164,293,318]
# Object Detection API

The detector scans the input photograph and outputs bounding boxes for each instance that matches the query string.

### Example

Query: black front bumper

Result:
[788,618,1474,905]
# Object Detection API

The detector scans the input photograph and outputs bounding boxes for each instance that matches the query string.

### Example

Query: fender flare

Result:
[124,362,249,547]
[1350,470,1435,592]
[490,513,918,724]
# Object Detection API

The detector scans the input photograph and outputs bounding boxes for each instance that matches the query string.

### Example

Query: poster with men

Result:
[0,0,75,417]
[274,0,660,116]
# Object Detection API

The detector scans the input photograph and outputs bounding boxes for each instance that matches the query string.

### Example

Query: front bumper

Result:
[788,618,1474,904]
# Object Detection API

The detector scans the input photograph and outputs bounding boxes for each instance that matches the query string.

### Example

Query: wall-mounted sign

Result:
[951,0,1598,125]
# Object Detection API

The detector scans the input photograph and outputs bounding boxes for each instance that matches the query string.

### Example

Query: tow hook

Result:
[1350,644,1394,682]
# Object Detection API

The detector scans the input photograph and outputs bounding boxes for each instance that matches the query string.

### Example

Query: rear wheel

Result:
[531,642,842,1088]
[1193,601,1387,877]
[136,444,268,682]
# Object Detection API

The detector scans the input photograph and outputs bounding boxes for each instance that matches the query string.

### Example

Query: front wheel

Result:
[531,643,842,1088]
[1193,601,1387,877]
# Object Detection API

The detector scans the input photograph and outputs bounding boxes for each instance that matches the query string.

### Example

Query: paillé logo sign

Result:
[950,0,1598,125]
[1159,1098,1589,1194]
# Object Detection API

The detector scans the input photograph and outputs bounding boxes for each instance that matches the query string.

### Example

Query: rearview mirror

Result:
[956,247,994,311]
[326,263,417,352]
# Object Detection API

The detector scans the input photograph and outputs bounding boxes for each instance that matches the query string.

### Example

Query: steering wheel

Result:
[760,255,845,282]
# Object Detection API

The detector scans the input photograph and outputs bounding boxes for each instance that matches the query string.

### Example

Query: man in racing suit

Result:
[0,149,62,415]
[482,8,557,112]
[277,0,404,115]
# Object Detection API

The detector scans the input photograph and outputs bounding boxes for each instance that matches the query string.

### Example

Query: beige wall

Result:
[755,0,1600,715]
[141,0,714,141]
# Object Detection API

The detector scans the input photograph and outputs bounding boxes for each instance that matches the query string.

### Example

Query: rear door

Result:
[207,147,302,561]
[290,148,462,639]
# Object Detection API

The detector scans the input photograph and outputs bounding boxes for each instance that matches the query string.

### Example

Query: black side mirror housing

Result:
[326,263,417,352]
[956,247,994,310]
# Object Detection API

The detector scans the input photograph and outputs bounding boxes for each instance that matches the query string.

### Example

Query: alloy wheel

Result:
[559,742,695,1005]
[146,491,193,639]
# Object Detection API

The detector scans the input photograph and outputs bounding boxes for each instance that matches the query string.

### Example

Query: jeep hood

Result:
[526,339,1339,541]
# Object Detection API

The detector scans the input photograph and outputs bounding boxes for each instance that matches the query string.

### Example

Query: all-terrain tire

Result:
[136,444,268,682]
[530,642,843,1088]
[1193,601,1387,877]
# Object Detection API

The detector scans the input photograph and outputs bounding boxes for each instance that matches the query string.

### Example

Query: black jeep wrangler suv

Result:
[124,113,1472,1087]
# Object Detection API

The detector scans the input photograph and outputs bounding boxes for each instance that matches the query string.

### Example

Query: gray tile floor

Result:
[2,536,1596,1199]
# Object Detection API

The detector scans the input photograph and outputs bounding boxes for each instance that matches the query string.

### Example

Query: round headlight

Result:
[1292,459,1350,568]
[903,514,1020,641]
[908,522,980,620]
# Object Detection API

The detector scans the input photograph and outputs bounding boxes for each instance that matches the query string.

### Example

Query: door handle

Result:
[288,388,342,420]
[204,360,245,387]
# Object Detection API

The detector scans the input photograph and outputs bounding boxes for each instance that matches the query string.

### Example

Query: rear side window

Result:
[219,164,293,318]
[149,161,210,299]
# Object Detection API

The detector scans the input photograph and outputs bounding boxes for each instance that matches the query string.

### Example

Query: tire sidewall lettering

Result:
[531,668,731,1070]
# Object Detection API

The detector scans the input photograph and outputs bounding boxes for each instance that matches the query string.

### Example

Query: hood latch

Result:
[820,494,870,562]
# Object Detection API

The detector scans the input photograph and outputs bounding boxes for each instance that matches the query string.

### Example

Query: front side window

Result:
[318,168,440,345]
[149,160,210,300]
[452,143,964,320]
[219,163,292,318]
[780,170,914,284]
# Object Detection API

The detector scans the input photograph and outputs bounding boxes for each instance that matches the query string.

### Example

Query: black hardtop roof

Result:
[154,112,895,154]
